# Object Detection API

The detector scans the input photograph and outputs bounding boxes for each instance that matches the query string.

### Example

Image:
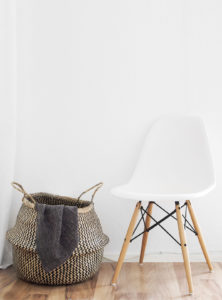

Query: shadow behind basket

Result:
[7,182,109,285]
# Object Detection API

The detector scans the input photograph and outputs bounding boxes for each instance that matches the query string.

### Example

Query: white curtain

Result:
[0,0,17,268]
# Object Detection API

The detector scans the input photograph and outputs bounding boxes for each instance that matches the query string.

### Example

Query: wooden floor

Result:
[0,262,222,300]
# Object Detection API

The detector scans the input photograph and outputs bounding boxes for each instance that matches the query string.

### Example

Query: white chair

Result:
[111,115,216,295]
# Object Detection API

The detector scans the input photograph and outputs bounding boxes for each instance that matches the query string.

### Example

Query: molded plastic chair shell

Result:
[112,115,216,201]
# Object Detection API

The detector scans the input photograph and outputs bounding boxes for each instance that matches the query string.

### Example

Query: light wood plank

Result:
[1,263,222,300]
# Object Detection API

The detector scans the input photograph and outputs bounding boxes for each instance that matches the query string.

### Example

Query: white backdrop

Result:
[1,0,222,266]
[0,0,17,268]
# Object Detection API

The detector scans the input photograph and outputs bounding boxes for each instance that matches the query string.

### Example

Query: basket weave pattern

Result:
[7,185,109,285]
[12,246,104,285]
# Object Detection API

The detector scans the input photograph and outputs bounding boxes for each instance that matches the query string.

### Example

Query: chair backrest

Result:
[129,115,215,195]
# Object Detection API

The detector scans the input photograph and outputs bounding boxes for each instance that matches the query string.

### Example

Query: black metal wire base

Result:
[130,201,197,246]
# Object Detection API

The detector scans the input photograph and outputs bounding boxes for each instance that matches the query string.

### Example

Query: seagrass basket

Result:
[7,182,109,285]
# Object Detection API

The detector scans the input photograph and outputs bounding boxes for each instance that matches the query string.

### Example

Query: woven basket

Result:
[7,182,109,285]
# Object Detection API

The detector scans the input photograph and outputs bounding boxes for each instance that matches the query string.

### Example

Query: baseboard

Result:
[103,251,222,262]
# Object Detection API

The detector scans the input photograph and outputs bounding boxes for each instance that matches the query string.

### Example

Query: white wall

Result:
[0,0,17,267]
[14,0,222,260]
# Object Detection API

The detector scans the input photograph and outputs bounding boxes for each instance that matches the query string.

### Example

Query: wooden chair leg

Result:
[175,201,193,295]
[139,202,154,264]
[111,201,141,285]
[186,200,213,271]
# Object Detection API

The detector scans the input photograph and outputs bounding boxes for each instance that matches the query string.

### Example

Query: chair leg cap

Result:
[209,270,213,273]
[111,283,117,286]
[139,263,143,266]
[189,292,193,295]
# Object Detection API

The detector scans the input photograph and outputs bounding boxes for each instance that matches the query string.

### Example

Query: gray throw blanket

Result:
[35,203,79,273]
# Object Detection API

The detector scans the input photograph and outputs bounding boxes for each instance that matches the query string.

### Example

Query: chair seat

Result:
[111,182,216,201]
[111,115,216,202]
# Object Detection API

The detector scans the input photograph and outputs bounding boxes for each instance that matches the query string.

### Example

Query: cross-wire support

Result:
[112,199,212,296]
[130,201,198,246]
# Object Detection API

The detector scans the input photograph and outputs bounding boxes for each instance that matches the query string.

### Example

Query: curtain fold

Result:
[0,0,17,268]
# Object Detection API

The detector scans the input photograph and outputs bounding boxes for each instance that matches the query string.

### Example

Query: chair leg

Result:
[175,201,193,295]
[139,202,154,264]
[111,201,141,285]
[186,200,213,272]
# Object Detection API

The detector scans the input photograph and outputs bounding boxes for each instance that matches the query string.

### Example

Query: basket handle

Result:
[11,182,36,204]
[77,182,103,203]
